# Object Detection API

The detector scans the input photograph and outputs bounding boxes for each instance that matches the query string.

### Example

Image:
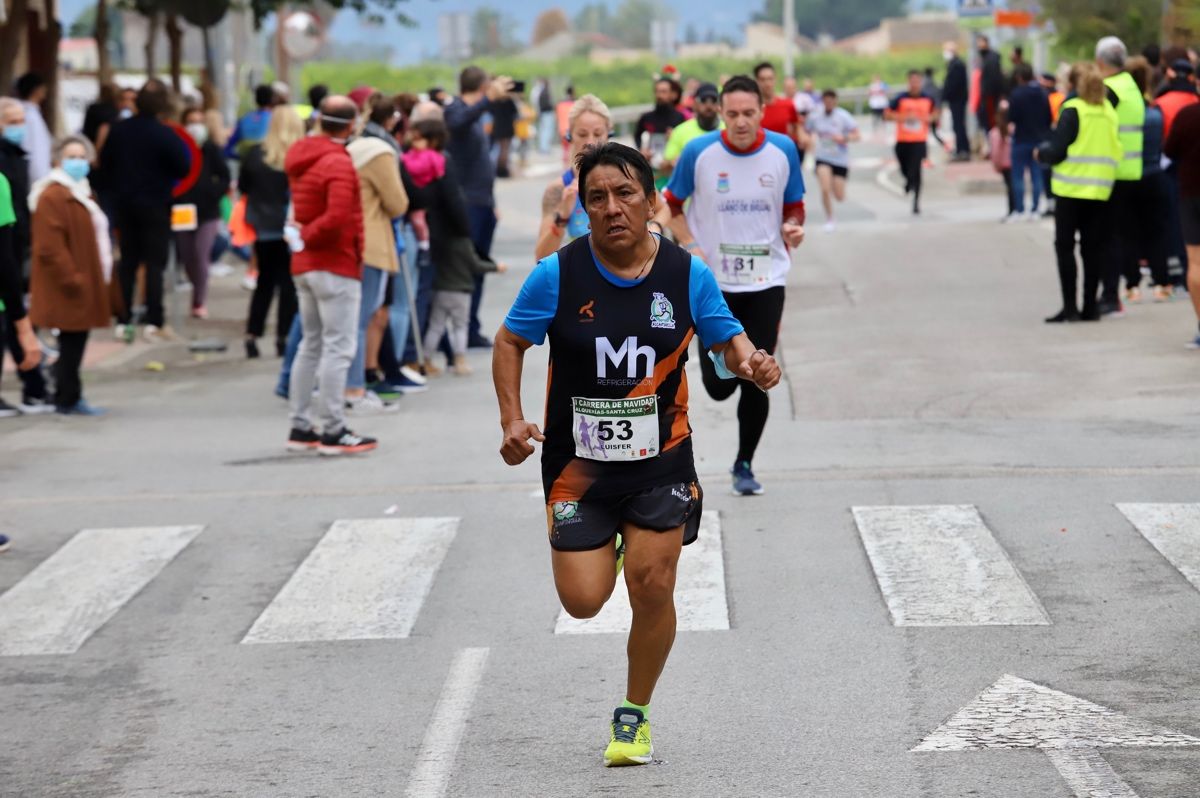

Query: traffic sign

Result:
[957,0,994,17]
[995,9,1035,27]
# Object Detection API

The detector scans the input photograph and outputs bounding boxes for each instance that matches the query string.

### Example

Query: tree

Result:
[1039,0,1163,57]
[531,8,570,46]
[755,0,906,41]
[608,0,674,49]
[470,6,516,55]
[574,3,614,36]
[0,0,31,93]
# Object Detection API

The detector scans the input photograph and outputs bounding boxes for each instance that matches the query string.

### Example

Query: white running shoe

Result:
[399,365,427,386]
[822,220,836,233]
[345,390,400,415]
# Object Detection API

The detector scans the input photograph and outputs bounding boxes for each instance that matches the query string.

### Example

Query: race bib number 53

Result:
[572,396,659,461]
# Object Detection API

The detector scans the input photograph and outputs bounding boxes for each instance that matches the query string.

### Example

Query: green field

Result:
[301,49,944,107]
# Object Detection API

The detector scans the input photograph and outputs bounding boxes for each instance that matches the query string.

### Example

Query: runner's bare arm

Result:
[711,333,782,390]
[535,181,571,261]
[493,327,546,465]
[665,210,704,262]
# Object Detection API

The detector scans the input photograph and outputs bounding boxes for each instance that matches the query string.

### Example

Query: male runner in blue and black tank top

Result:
[493,143,781,767]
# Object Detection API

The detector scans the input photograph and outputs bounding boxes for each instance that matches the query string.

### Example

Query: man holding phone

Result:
[446,66,515,348]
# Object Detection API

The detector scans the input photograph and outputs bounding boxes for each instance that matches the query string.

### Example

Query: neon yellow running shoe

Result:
[603,707,652,766]
[614,533,625,576]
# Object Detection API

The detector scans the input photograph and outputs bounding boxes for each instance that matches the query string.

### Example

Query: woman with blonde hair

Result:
[240,105,305,358]
[28,135,114,414]
[1037,62,1122,322]
[535,93,612,259]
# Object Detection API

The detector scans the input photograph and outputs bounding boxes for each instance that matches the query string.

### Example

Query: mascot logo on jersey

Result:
[650,292,676,330]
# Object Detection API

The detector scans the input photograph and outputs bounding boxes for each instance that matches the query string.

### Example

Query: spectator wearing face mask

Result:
[173,107,231,320]
[28,136,113,415]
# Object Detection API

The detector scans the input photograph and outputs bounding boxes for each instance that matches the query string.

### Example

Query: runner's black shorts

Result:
[1182,196,1200,246]
[815,160,849,179]
[546,481,704,552]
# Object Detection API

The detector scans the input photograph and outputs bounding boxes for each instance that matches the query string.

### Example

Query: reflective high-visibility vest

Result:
[1051,97,1122,201]
[1104,71,1144,181]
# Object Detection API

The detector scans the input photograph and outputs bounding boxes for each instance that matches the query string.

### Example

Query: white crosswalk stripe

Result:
[555,510,729,635]
[1117,503,1200,593]
[0,525,204,656]
[852,505,1050,626]
[242,517,458,645]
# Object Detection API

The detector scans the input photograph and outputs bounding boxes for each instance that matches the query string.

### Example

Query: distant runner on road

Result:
[886,70,938,215]
[806,88,861,232]
[493,142,780,767]
[663,75,805,496]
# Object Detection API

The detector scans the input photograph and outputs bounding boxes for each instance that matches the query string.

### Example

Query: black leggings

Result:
[246,239,297,340]
[1054,196,1109,315]
[54,330,89,409]
[895,142,927,209]
[698,286,785,464]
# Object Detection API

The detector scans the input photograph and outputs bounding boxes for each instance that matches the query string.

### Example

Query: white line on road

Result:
[0,525,204,656]
[1045,748,1138,798]
[1117,503,1200,592]
[852,505,1049,626]
[555,510,728,635]
[241,517,458,644]
[406,646,490,798]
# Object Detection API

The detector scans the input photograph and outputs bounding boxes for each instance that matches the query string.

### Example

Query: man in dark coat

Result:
[942,41,970,161]
[976,34,1005,133]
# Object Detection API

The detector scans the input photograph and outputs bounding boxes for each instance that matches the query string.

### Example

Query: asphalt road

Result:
[3,131,1200,798]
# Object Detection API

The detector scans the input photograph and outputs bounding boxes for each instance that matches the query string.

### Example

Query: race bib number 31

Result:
[719,243,771,285]
[572,396,659,461]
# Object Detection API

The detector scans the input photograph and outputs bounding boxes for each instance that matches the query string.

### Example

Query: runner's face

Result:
[583,164,652,250]
[721,91,762,149]
[570,111,608,158]
[822,95,837,113]
[909,74,923,93]
[695,96,718,124]
[654,81,673,105]
[756,69,776,99]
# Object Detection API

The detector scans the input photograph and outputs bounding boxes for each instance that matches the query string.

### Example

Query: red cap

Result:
[348,85,376,110]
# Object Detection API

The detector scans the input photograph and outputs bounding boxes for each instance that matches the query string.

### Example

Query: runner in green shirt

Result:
[660,82,723,178]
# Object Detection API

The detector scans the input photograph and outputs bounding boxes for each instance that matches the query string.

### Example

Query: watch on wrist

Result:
[553,212,570,228]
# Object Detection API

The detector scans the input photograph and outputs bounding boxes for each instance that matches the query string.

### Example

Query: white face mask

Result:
[186,122,208,145]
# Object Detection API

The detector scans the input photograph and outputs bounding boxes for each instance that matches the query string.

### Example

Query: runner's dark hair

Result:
[752,61,775,78]
[576,142,655,199]
[822,88,838,99]
[721,75,762,104]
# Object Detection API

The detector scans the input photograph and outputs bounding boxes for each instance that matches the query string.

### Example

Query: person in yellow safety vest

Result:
[1094,35,1145,316]
[1036,62,1122,323]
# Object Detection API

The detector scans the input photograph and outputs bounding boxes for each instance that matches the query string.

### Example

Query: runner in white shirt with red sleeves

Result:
[663,74,806,497]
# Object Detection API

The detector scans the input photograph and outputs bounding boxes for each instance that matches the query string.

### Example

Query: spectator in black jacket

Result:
[0,96,50,412]
[240,106,304,358]
[1007,64,1052,217]
[943,41,970,160]
[100,79,190,341]
[977,35,1005,133]
[175,106,230,320]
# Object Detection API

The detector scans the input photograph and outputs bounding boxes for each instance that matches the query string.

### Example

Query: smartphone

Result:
[510,80,526,94]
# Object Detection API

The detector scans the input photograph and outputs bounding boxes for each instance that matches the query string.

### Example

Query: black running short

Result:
[546,481,704,552]
[1182,196,1200,246]
[815,160,849,179]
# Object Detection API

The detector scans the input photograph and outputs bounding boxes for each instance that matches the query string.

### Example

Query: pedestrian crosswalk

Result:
[852,505,1049,626]
[3,503,1200,655]
[0,525,204,656]
[242,517,459,645]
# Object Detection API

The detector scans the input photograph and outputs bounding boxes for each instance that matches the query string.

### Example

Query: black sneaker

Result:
[318,428,378,456]
[287,427,321,451]
[0,399,20,418]
[18,396,55,415]
[1044,309,1080,323]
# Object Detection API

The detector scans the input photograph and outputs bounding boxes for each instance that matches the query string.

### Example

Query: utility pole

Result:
[782,0,795,77]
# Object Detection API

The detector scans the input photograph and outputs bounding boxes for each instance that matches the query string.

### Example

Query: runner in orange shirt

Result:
[886,70,939,215]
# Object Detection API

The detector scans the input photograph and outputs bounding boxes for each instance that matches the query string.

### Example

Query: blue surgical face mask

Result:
[62,158,90,182]
[2,125,26,147]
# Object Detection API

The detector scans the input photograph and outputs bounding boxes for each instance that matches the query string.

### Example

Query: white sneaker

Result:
[1001,213,1019,224]
[345,390,399,415]
[210,263,234,278]
[143,324,177,343]
[241,274,258,291]
[1025,211,1039,222]
[822,220,836,233]
[399,365,427,386]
